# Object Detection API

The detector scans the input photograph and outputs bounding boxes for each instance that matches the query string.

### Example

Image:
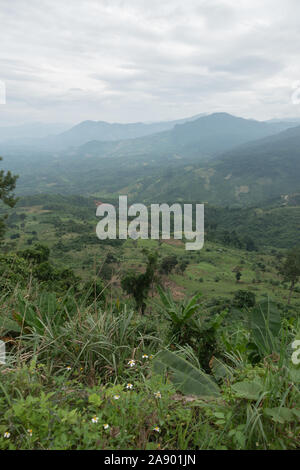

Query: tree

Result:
[243,236,257,252]
[121,252,158,314]
[279,245,300,304]
[0,157,18,239]
[233,290,256,308]
[160,255,178,275]
[177,259,189,275]
[19,243,50,264]
[232,265,242,283]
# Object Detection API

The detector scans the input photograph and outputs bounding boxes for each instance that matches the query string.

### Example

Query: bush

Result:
[233,290,256,309]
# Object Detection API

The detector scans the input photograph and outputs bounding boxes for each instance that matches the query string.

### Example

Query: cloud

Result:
[0,0,300,125]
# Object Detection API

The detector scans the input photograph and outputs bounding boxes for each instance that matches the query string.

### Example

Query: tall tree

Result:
[279,245,300,305]
[121,252,158,314]
[0,157,18,239]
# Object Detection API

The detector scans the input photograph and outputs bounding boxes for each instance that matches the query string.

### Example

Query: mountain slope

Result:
[132,124,300,206]
[2,114,300,208]
[2,113,206,151]
[76,112,293,160]
[48,113,207,148]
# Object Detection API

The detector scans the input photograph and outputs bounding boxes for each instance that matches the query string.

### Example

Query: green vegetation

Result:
[0,226,299,449]
[0,274,299,449]
[4,114,300,209]
[279,245,300,304]
[0,156,18,239]
[0,145,299,450]
[121,252,158,314]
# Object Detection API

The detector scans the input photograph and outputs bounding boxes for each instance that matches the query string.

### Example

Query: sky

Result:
[1,0,300,126]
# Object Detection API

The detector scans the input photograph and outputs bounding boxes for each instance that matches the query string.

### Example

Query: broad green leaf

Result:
[231,380,264,400]
[154,349,220,397]
[0,314,21,333]
[264,407,295,423]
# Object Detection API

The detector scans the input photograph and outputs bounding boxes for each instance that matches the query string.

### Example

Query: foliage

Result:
[80,278,106,305]
[160,255,178,275]
[121,252,158,314]
[0,156,18,239]
[157,286,201,338]
[279,245,300,304]
[153,349,220,397]
[0,193,299,450]
[0,332,299,449]
[233,290,256,309]
[156,287,225,372]
[247,299,282,362]
[19,243,50,264]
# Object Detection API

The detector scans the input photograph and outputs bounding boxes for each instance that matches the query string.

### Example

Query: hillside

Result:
[1,146,300,452]
[1,193,300,451]
[76,112,294,159]
[3,113,299,206]
[109,123,300,206]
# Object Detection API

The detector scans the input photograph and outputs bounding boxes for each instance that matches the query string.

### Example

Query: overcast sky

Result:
[1,0,300,126]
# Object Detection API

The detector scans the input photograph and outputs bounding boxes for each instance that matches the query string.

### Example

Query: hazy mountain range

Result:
[0,113,206,150]
[1,112,300,207]
[75,113,297,160]
[0,112,297,152]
